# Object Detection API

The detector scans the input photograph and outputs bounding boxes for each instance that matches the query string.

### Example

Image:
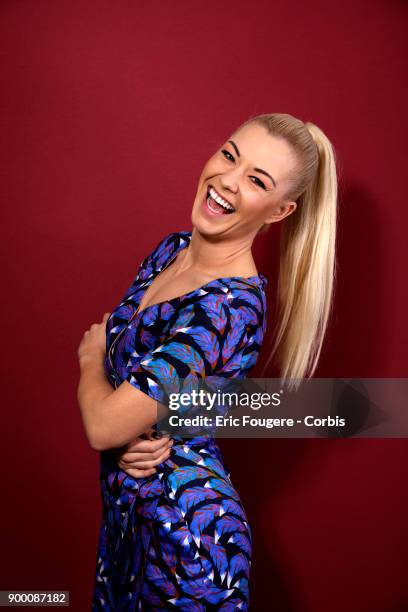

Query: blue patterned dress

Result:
[92,231,268,610]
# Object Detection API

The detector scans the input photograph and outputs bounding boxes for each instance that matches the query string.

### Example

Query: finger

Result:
[124,437,169,453]
[124,467,157,478]
[118,460,158,474]
[138,428,155,440]
[119,447,172,466]
[123,439,173,460]
[139,427,164,441]
[102,312,111,322]
[125,436,172,453]
[119,448,171,469]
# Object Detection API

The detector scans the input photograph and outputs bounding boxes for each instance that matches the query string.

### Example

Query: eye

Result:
[250,176,266,190]
[221,149,235,162]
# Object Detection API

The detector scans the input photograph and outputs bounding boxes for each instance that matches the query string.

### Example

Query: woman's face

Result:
[191,122,298,238]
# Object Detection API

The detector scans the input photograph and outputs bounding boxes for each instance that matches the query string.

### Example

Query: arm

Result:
[78,359,168,451]
[78,293,248,452]
[77,312,168,451]
[78,234,180,450]
[77,355,114,449]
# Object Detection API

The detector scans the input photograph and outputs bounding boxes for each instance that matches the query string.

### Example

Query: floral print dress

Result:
[92,230,268,610]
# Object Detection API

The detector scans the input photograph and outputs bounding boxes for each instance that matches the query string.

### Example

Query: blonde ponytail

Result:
[239,113,339,390]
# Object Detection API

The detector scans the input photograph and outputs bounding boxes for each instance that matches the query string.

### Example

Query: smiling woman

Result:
[77,112,339,610]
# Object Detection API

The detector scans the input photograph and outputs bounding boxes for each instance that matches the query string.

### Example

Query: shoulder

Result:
[138,230,191,280]
[164,282,267,375]
[226,278,267,326]
[169,278,267,335]
[194,279,268,351]
[189,277,266,320]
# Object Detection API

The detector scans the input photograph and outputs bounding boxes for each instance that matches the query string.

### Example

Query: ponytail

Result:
[238,114,339,390]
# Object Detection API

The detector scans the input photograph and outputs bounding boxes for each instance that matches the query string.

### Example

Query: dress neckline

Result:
[134,230,267,319]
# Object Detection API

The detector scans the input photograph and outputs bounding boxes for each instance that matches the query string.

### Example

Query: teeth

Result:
[209,187,235,212]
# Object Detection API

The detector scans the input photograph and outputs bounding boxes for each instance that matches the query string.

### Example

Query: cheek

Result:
[241,192,266,215]
[199,155,223,180]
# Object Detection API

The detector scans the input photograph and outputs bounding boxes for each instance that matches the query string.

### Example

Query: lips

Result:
[206,185,236,214]
[202,193,221,216]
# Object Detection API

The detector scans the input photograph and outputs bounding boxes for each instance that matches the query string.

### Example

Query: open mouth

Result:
[206,186,236,215]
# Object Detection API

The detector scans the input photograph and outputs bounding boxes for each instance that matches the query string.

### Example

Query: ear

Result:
[263,200,297,224]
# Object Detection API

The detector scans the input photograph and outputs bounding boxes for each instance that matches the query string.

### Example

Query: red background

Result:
[1,1,407,610]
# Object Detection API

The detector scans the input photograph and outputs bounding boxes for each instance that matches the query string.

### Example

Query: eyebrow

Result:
[227,139,277,188]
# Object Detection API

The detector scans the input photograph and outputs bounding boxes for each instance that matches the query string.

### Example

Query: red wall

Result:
[1,1,407,610]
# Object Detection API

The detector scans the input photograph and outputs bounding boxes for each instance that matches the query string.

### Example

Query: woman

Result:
[78,112,338,610]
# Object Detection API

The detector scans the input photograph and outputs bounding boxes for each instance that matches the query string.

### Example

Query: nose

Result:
[219,170,239,194]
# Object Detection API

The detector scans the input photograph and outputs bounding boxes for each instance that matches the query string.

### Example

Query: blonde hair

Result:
[237,113,338,390]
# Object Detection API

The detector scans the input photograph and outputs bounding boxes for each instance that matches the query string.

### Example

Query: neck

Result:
[175,228,258,279]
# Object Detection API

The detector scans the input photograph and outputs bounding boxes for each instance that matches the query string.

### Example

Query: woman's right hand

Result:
[115,429,174,478]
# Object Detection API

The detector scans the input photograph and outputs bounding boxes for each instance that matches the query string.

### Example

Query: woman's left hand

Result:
[78,312,111,363]
[115,429,174,478]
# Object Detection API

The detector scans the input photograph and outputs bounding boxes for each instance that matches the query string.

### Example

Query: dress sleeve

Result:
[123,293,251,410]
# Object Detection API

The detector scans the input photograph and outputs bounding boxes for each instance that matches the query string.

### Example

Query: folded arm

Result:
[78,355,168,451]
[77,292,244,451]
